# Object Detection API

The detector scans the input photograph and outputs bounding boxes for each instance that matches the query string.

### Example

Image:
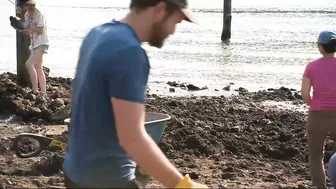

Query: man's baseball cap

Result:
[317,30,336,45]
[165,0,199,24]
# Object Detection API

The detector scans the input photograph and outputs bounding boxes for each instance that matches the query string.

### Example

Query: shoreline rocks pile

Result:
[0,72,73,124]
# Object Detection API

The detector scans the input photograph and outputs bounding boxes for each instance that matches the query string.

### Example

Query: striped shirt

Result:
[24,8,49,49]
[303,57,336,111]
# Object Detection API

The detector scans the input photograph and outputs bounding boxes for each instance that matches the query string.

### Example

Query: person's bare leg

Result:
[25,51,39,93]
[34,49,47,93]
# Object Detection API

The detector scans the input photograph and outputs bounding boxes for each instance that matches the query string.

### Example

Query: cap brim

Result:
[181,8,199,24]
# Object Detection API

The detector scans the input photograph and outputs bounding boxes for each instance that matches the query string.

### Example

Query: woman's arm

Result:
[30,27,44,34]
[301,77,312,105]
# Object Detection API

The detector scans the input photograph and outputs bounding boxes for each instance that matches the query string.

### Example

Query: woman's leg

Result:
[307,111,328,189]
[25,50,39,93]
[33,47,47,93]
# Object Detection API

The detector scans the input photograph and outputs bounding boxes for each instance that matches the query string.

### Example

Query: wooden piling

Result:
[15,0,31,87]
[221,0,232,42]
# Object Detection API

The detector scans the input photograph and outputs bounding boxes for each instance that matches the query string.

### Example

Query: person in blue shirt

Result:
[62,0,208,188]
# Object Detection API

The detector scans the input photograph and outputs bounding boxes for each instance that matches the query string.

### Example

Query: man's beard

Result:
[148,20,170,48]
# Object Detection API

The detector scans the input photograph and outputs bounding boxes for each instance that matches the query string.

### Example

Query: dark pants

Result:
[64,174,141,189]
[307,111,336,189]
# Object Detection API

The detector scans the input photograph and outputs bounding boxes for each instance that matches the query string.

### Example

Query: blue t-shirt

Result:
[62,21,150,188]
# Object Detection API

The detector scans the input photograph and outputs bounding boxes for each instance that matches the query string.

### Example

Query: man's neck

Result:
[119,11,151,43]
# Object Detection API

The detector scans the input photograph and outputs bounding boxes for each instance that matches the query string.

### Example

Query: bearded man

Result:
[62,0,208,188]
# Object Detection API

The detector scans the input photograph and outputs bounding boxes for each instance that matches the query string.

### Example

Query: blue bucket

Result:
[64,112,170,143]
[143,112,170,143]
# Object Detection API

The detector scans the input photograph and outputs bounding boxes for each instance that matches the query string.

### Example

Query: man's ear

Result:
[151,1,167,22]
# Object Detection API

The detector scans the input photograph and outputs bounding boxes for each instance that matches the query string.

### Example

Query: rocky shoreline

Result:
[0,72,334,188]
[0,72,302,124]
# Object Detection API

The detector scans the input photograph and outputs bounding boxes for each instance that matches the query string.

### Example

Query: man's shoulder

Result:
[92,21,140,47]
[88,22,146,58]
[81,22,148,69]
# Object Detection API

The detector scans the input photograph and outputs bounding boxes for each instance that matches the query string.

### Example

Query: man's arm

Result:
[301,77,312,105]
[107,46,183,188]
[112,98,183,188]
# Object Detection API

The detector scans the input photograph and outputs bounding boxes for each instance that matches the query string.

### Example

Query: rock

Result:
[294,93,302,100]
[41,108,53,120]
[50,107,71,121]
[221,172,235,179]
[27,106,41,116]
[280,86,291,92]
[278,132,292,142]
[0,87,6,93]
[167,81,180,87]
[26,93,36,101]
[189,172,200,179]
[6,79,17,87]
[223,166,234,172]
[297,184,308,189]
[53,98,65,107]
[186,84,201,91]
[223,85,230,91]
[9,99,25,112]
[169,88,175,93]
[43,66,50,78]
[36,96,48,105]
[47,178,57,185]
[22,99,32,106]
[31,179,43,187]
[237,87,248,93]
[36,119,47,125]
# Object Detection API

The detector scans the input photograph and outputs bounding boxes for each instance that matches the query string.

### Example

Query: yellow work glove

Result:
[175,174,209,188]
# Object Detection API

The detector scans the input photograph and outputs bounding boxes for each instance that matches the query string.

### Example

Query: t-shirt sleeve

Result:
[107,46,149,103]
[303,63,311,78]
[35,13,45,28]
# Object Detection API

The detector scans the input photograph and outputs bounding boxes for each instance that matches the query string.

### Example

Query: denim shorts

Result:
[33,45,49,54]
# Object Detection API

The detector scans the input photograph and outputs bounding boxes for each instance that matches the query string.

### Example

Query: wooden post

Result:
[15,0,31,87]
[221,0,232,42]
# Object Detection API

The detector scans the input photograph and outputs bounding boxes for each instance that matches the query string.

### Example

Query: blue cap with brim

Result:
[317,30,336,45]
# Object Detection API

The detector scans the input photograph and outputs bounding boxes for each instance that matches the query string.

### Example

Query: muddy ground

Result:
[0,73,335,188]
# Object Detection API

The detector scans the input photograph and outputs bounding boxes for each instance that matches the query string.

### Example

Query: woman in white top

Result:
[22,0,49,93]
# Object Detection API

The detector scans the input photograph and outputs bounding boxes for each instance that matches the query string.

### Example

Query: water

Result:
[0,0,335,95]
